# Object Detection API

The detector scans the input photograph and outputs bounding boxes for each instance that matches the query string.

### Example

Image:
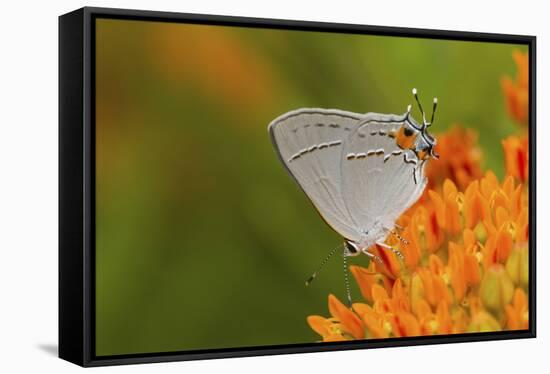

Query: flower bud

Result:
[480,264,514,314]
[467,311,501,332]
[474,222,487,243]
[506,246,529,289]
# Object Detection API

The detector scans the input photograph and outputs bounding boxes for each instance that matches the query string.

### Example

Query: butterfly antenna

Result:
[412,88,426,124]
[343,252,353,307]
[429,97,438,127]
[305,243,342,286]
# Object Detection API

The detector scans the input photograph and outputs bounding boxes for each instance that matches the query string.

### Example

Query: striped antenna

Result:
[343,253,352,307]
[305,243,343,286]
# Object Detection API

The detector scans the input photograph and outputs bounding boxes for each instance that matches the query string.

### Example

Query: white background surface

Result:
[0,0,546,373]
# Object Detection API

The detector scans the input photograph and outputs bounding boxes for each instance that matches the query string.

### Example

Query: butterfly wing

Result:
[340,113,428,233]
[268,108,365,242]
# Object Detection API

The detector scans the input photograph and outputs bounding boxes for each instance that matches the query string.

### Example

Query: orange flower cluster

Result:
[501,50,529,126]
[307,48,530,343]
[307,172,529,341]
[501,50,529,183]
[426,125,483,191]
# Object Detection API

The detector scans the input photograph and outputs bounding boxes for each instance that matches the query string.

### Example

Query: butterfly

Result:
[268,89,438,304]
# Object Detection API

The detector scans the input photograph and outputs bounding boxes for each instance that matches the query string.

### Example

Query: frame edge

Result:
[59,7,86,367]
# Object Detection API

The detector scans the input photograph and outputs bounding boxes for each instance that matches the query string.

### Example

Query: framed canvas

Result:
[59,6,536,367]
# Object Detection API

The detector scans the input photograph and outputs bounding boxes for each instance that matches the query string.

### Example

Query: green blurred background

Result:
[95,18,527,356]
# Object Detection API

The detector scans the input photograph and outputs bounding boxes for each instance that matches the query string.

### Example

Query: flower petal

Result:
[328,294,365,339]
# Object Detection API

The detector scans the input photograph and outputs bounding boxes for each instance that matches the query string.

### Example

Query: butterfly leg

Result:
[413,156,430,185]
[361,248,382,264]
[376,240,404,260]
[390,230,409,245]
[383,226,409,245]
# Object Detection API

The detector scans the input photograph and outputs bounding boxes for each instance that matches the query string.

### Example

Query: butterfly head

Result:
[405,88,439,160]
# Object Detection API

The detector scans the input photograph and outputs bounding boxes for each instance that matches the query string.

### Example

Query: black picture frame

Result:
[59,6,537,367]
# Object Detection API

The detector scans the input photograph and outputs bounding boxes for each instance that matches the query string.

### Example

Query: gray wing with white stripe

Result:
[340,114,427,233]
[268,108,365,242]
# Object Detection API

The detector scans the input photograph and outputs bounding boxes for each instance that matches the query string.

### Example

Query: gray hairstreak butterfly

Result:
[268,88,438,305]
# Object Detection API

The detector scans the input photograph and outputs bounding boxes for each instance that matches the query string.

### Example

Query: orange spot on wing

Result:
[396,125,417,149]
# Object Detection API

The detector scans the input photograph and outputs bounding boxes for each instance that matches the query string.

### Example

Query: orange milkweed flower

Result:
[426,125,483,191]
[327,294,365,339]
[353,303,390,338]
[350,263,392,302]
[505,288,529,330]
[502,135,529,182]
[307,171,529,342]
[306,315,347,342]
[501,50,529,126]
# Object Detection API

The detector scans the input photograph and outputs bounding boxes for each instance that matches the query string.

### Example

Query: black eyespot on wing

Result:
[404,127,414,137]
